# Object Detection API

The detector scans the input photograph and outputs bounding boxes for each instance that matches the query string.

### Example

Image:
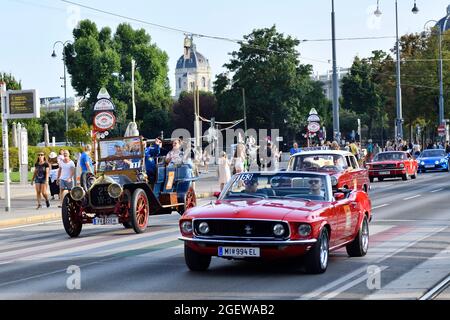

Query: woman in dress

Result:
[218,152,232,191]
[48,152,60,200]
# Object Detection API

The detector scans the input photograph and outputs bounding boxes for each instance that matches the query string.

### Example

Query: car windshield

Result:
[222,172,330,202]
[98,137,144,172]
[373,152,406,161]
[420,150,446,158]
[290,154,348,173]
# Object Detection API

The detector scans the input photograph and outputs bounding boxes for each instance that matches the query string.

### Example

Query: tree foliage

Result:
[65,20,173,138]
[214,26,328,142]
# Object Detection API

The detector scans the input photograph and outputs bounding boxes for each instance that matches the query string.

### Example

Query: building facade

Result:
[311,68,350,101]
[40,97,79,112]
[175,40,212,99]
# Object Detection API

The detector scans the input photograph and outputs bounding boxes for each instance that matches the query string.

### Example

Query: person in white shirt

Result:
[218,152,232,191]
[57,150,75,207]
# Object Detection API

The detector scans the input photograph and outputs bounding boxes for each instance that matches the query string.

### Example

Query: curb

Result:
[0,212,60,229]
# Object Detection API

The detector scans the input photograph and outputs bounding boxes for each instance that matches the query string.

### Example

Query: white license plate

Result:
[218,247,260,258]
[425,165,435,168]
[93,216,119,225]
[379,171,391,175]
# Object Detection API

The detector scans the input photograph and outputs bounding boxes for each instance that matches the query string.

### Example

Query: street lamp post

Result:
[331,0,340,144]
[51,40,72,145]
[374,0,419,141]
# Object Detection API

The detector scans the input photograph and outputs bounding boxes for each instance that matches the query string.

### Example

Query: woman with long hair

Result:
[31,152,50,209]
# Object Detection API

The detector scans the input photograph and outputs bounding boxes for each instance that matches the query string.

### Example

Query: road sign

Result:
[94,98,115,111]
[97,87,111,100]
[5,90,40,119]
[308,122,321,133]
[94,112,116,132]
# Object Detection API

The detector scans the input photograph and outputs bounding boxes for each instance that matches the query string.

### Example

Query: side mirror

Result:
[334,192,346,201]
[213,192,221,199]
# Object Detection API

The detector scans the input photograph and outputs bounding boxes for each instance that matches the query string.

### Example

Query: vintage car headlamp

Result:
[198,222,210,235]
[181,221,193,234]
[107,183,123,199]
[399,163,405,168]
[421,161,425,166]
[435,161,440,165]
[70,186,85,201]
[330,176,338,187]
[298,224,312,237]
[273,224,286,237]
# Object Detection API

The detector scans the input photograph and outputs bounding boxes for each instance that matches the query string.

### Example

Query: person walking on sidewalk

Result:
[218,151,232,191]
[48,152,60,200]
[31,152,50,209]
[57,150,75,208]
[80,144,94,174]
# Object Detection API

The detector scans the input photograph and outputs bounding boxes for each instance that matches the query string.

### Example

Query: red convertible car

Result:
[366,151,418,182]
[288,150,370,193]
[179,172,372,274]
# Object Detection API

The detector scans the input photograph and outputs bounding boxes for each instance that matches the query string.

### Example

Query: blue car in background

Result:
[417,149,449,172]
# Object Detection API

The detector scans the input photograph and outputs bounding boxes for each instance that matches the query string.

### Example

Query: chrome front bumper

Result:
[178,237,317,246]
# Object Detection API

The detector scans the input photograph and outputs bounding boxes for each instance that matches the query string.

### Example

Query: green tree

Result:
[214,26,328,143]
[65,20,173,138]
[66,123,91,145]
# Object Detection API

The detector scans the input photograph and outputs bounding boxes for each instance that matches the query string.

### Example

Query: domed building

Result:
[435,5,450,31]
[175,38,212,99]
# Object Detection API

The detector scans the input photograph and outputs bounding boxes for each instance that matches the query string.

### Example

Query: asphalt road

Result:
[0,171,449,300]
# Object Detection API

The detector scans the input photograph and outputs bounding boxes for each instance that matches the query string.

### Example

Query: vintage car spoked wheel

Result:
[130,189,149,234]
[178,187,197,216]
[184,244,211,271]
[62,195,82,238]
[304,228,329,274]
[346,216,369,257]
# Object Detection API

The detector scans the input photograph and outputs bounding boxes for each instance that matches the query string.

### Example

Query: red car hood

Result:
[185,199,331,221]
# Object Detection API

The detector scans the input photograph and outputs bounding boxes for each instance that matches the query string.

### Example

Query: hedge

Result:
[0,146,83,171]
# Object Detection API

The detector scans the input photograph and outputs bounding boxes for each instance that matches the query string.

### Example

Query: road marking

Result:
[403,195,421,201]
[372,204,390,210]
[299,226,447,300]
[0,221,60,231]
[419,275,450,300]
[431,188,444,193]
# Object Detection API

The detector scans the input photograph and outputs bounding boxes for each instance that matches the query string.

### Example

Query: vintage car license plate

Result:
[425,165,435,168]
[93,216,119,225]
[379,171,391,175]
[218,247,260,258]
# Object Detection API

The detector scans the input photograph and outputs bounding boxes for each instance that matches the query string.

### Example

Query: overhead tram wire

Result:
[59,0,404,66]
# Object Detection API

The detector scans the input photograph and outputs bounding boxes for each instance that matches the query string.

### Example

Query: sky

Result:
[1,0,449,98]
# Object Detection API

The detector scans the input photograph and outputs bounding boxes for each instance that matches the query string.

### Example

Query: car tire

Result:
[411,171,417,179]
[346,216,369,257]
[62,194,82,238]
[402,173,409,181]
[378,177,384,182]
[130,189,149,234]
[304,228,329,274]
[184,244,211,271]
[178,186,197,216]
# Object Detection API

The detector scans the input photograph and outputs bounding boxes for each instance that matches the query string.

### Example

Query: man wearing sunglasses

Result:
[309,178,325,198]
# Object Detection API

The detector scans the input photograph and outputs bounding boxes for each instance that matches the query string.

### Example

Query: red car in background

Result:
[366,151,418,182]
[179,172,372,274]
[288,150,370,193]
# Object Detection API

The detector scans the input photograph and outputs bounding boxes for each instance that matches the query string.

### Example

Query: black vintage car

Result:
[62,136,197,238]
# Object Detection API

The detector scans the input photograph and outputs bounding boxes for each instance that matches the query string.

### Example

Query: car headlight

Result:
[107,183,123,199]
[435,161,440,165]
[181,221,193,234]
[273,224,286,237]
[70,186,85,201]
[421,162,425,166]
[298,224,312,237]
[331,176,338,186]
[399,163,405,168]
[198,222,210,235]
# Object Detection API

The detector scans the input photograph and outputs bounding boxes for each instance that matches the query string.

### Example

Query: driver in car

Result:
[243,177,259,194]
[309,178,325,198]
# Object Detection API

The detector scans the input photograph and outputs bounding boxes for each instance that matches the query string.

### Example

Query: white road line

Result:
[403,195,421,201]
[299,226,447,300]
[431,188,444,193]
[372,204,390,210]
[0,221,60,231]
